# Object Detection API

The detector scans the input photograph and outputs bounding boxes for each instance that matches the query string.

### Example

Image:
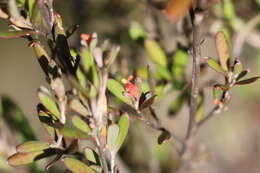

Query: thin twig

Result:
[185,9,202,140]
[197,105,220,127]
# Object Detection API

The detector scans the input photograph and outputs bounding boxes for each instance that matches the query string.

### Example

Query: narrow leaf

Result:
[172,50,189,79]
[204,57,224,73]
[144,39,167,67]
[59,127,92,140]
[163,0,193,21]
[215,32,230,71]
[63,157,96,173]
[81,47,99,87]
[16,141,50,153]
[38,87,60,120]
[232,58,243,75]
[115,114,129,152]
[70,99,89,116]
[168,93,186,116]
[8,151,44,166]
[107,124,119,152]
[139,94,156,110]
[235,77,260,85]
[72,116,91,133]
[0,30,35,39]
[236,70,249,81]
[84,147,100,165]
[1,97,36,141]
[37,107,56,138]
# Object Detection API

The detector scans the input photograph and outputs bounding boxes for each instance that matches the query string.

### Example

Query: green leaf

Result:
[172,50,189,80]
[224,0,235,20]
[37,107,56,138]
[63,157,96,173]
[204,57,224,73]
[236,70,249,81]
[168,93,186,116]
[235,77,260,85]
[1,97,36,141]
[16,141,50,153]
[144,39,167,67]
[70,99,89,117]
[213,84,223,104]
[215,32,230,71]
[0,30,35,39]
[129,21,147,41]
[84,147,100,165]
[107,79,131,105]
[81,47,99,88]
[72,116,91,133]
[195,92,205,122]
[232,58,243,75]
[155,66,171,81]
[107,124,119,152]
[38,87,60,120]
[8,151,44,166]
[115,114,129,152]
[59,127,92,140]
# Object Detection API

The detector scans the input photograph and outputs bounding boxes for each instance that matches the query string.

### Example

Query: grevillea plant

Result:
[0,0,259,173]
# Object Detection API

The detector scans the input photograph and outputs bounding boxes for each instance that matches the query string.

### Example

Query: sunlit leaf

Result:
[224,0,235,20]
[63,157,96,173]
[107,79,131,105]
[16,141,50,153]
[38,87,60,120]
[84,147,100,165]
[172,50,189,80]
[215,32,230,71]
[72,116,91,133]
[204,57,224,73]
[115,114,129,152]
[144,39,167,67]
[129,21,146,41]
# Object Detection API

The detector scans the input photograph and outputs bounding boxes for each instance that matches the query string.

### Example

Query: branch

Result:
[197,105,220,128]
[185,8,203,140]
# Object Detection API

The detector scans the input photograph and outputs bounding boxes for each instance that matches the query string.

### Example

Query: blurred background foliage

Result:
[0,0,260,173]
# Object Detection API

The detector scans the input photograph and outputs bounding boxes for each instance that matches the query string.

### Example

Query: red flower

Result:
[80,33,92,45]
[122,75,138,99]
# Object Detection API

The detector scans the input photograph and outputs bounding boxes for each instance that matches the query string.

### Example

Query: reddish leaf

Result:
[163,0,194,21]
[235,77,260,85]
